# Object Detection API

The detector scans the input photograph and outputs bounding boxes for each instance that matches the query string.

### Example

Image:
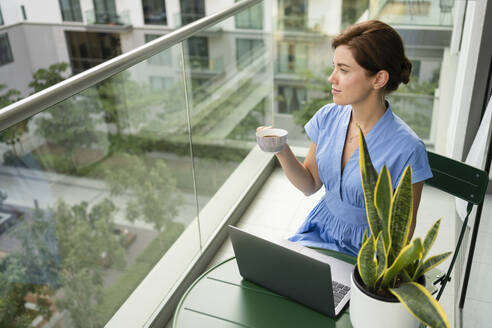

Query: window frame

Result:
[142,0,168,25]
[59,0,83,22]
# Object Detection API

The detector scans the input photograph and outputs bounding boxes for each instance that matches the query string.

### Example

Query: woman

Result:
[260,20,432,257]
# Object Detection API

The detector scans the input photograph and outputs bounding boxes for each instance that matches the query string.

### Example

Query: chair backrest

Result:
[425,151,488,205]
[424,151,489,300]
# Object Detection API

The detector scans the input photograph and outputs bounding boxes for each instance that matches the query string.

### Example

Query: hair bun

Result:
[400,57,412,84]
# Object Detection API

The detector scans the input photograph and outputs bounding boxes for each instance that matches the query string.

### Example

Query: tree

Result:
[95,72,160,143]
[28,63,69,94]
[52,199,125,328]
[32,63,105,172]
[0,84,26,159]
[0,199,125,328]
[105,154,182,247]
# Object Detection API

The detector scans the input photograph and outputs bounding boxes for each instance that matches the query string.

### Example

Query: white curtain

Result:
[456,95,492,226]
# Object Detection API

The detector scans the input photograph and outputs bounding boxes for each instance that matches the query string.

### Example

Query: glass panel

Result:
[0,43,199,327]
[179,0,205,25]
[144,34,172,66]
[182,12,273,244]
[235,0,263,29]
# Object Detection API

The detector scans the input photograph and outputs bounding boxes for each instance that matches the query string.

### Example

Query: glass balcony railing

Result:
[85,9,131,25]
[173,13,206,28]
[369,0,454,27]
[0,1,270,327]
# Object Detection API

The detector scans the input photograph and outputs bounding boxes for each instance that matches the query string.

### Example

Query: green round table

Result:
[173,249,356,328]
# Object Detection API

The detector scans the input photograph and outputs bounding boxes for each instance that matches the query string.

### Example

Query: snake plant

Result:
[357,127,451,328]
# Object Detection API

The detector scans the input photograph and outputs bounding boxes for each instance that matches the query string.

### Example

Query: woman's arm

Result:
[275,142,323,196]
[408,181,424,241]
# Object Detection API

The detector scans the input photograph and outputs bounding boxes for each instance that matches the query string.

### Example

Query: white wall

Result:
[0,0,23,25]
[17,0,62,23]
[309,0,342,35]
[0,25,32,96]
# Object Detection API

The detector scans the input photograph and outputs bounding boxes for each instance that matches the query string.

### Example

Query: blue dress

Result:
[288,103,433,257]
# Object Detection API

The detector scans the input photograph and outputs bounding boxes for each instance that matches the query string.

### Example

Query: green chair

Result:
[425,151,489,300]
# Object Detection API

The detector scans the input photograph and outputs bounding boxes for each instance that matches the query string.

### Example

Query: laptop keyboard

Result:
[332,281,350,307]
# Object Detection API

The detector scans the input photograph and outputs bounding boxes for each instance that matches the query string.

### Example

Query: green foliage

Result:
[0,199,124,328]
[28,63,69,94]
[104,154,182,233]
[0,84,26,157]
[98,222,184,324]
[52,199,125,328]
[31,63,106,173]
[93,72,160,141]
[357,128,451,327]
[0,84,21,108]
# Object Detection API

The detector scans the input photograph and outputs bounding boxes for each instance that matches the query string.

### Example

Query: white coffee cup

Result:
[256,128,288,153]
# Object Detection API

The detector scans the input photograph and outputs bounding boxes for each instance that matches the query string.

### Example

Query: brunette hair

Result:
[332,20,412,92]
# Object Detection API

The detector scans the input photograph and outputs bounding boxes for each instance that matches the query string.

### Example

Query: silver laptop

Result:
[228,225,354,317]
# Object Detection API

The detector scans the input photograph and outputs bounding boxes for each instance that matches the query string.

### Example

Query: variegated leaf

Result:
[375,231,387,281]
[374,165,392,248]
[357,235,378,292]
[423,219,441,260]
[362,229,368,245]
[390,282,450,328]
[389,165,413,258]
[381,238,423,289]
[415,252,452,279]
[358,127,383,239]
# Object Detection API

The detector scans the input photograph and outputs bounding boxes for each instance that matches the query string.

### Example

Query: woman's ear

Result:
[373,70,389,90]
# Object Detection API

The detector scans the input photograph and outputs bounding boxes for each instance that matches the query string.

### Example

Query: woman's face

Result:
[328,45,377,106]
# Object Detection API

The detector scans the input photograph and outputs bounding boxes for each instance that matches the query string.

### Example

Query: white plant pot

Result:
[350,269,420,328]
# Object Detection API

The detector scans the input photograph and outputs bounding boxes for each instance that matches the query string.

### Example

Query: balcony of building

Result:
[0,0,490,328]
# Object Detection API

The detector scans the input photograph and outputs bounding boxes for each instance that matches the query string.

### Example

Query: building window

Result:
[186,36,209,70]
[145,34,172,66]
[142,0,167,25]
[180,0,205,25]
[277,41,308,73]
[0,33,13,66]
[93,0,118,24]
[59,0,83,22]
[235,38,264,69]
[21,5,27,20]
[280,0,307,30]
[277,85,306,114]
[65,31,122,74]
[235,0,263,29]
[0,6,4,25]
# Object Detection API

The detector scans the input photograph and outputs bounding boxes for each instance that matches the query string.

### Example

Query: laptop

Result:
[227,225,354,317]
